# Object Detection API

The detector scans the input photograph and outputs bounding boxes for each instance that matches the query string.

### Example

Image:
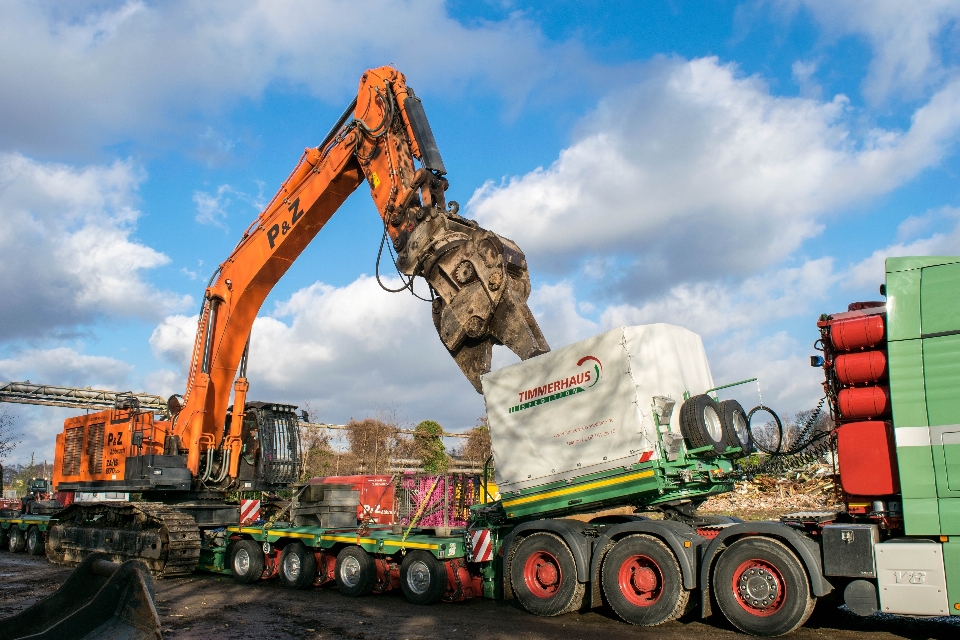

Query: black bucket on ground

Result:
[0,552,161,640]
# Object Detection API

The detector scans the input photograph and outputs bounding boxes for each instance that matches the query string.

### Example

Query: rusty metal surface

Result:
[0,552,161,640]
[388,193,549,391]
[46,502,201,578]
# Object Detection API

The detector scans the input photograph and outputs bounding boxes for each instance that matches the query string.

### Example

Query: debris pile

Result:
[702,464,841,519]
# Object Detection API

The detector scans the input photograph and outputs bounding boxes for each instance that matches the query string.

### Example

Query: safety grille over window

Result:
[259,411,301,484]
[62,427,84,476]
[85,422,105,475]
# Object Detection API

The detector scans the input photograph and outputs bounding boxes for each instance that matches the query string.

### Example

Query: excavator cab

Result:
[230,402,302,490]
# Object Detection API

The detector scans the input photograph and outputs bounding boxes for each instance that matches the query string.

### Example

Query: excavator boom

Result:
[165,67,546,479]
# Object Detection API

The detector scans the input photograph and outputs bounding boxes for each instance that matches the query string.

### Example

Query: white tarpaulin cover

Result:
[481,324,714,492]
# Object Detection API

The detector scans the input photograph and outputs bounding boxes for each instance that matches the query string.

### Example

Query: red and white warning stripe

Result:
[240,499,261,524]
[470,529,493,563]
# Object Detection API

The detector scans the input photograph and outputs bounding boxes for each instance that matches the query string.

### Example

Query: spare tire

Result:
[719,400,753,457]
[679,394,726,455]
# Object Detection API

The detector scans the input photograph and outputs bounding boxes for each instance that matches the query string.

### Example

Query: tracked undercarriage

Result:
[46,502,201,578]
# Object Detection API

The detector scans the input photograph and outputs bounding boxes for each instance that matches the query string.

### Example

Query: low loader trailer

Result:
[0,514,52,556]
[221,257,960,636]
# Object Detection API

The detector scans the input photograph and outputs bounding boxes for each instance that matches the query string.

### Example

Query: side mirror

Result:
[299,410,309,423]
[810,355,825,367]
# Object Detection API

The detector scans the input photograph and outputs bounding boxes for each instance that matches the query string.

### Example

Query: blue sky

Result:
[2,1,960,464]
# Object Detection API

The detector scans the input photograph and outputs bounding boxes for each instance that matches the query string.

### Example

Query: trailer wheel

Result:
[279,542,317,590]
[719,399,753,456]
[510,532,584,616]
[0,527,8,551]
[713,537,815,636]
[602,534,689,626]
[26,526,44,556]
[335,546,375,597]
[229,539,265,584]
[8,527,25,553]
[400,550,447,605]
[679,394,726,455]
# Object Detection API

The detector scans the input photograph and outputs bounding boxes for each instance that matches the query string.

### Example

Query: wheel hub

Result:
[407,560,431,594]
[284,553,301,580]
[733,560,785,615]
[617,554,663,606]
[524,551,562,598]
[235,549,250,574]
[340,556,361,587]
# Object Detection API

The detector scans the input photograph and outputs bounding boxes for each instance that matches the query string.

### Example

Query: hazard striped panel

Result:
[469,529,493,563]
[240,499,261,524]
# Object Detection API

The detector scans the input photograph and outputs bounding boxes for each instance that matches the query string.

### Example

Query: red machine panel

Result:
[836,421,899,496]
[834,351,887,385]
[838,386,890,419]
[829,315,885,351]
[311,475,395,524]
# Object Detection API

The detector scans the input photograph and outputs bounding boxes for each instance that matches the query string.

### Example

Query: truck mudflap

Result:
[0,552,162,640]
[501,519,593,600]
[587,519,703,607]
[698,522,833,618]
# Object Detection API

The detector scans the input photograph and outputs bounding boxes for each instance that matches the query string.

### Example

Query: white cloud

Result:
[846,207,960,288]
[786,0,960,103]
[193,186,232,228]
[468,56,960,295]
[150,314,200,370]
[0,347,133,390]
[1,404,75,465]
[0,0,605,154]
[600,258,837,339]
[0,153,190,340]
[143,369,184,399]
[193,183,265,229]
[150,276,485,429]
[707,331,825,416]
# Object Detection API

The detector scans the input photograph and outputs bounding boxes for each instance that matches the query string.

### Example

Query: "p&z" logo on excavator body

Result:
[267,198,305,249]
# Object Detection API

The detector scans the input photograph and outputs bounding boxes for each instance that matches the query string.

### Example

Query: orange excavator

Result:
[46,66,549,575]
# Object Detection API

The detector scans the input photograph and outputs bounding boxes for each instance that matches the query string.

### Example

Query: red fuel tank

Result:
[836,421,899,496]
[829,315,885,351]
[838,386,890,419]
[834,351,887,385]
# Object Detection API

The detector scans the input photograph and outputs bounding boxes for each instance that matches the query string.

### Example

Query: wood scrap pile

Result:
[701,464,841,519]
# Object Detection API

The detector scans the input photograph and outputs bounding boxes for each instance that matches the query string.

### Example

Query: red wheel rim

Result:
[732,559,786,616]
[523,551,562,598]
[617,554,663,607]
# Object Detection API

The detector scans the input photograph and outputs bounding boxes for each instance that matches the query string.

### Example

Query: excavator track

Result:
[46,502,201,578]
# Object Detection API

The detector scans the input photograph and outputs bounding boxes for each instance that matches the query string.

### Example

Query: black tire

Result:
[229,539,265,584]
[335,546,375,597]
[601,534,689,626]
[679,394,726,455]
[26,526,44,556]
[279,542,317,590]
[8,527,25,553]
[713,537,815,636]
[719,399,754,457]
[400,550,447,605]
[510,532,584,616]
[0,527,8,550]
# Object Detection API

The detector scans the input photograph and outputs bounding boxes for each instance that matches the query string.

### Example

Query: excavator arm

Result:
[172,66,548,478]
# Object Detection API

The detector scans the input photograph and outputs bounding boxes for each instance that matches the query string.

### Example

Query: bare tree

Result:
[454,415,493,471]
[299,425,337,481]
[0,406,21,462]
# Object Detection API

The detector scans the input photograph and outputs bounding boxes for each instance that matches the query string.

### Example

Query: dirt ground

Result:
[2,554,960,640]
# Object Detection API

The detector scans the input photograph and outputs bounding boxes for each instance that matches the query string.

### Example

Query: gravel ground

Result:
[2,553,959,639]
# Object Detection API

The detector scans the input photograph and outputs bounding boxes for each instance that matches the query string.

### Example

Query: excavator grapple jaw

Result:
[392,204,549,391]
